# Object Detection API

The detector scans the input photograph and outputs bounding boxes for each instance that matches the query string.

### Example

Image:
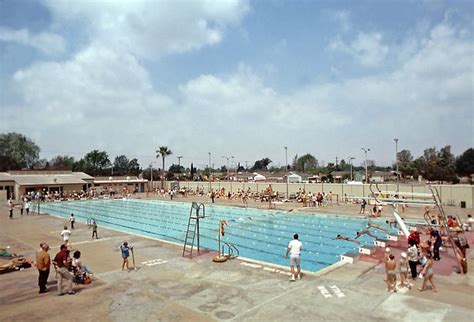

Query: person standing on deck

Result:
[36,243,51,294]
[69,214,75,230]
[429,227,442,261]
[8,198,14,219]
[92,220,98,239]
[285,233,303,281]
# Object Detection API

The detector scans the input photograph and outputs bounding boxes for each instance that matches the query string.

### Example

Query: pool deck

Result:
[1,195,473,321]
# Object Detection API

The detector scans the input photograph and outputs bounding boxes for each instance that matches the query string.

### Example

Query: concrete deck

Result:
[1,195,473,321]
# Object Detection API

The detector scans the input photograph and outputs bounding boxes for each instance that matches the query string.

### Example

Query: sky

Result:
[0,0,473,170]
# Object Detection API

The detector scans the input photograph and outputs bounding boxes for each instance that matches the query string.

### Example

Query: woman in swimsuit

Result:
[418,252,437,292]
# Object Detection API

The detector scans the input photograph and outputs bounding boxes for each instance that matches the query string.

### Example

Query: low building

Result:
[369,171,396,183]
[287,172,303,183]
[93,176,148,194]
[0,171,94,200]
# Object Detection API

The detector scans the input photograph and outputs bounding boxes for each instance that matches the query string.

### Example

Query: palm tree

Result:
[156,146,172,188]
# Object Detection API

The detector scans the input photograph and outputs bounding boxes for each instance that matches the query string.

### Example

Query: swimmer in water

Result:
[355,227,378,239]
[333,234,360,244]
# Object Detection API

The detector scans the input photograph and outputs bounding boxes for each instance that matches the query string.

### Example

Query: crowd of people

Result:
[32,216,132,296]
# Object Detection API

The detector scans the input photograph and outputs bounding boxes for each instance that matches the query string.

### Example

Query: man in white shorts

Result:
[60,226,72,245]
[285,233,302,281]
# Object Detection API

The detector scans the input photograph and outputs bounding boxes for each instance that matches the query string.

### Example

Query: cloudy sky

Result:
[0,0,472,170]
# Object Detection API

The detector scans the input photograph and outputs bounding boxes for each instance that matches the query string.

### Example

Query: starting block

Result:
[340,252,359,264]
[387,235,399,241]
[374,239,389,247]
[359,245,376,255]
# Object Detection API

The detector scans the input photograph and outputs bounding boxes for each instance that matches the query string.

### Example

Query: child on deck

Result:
[399,252,411,289]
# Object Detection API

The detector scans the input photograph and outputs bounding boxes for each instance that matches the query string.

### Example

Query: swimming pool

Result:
[41,199,394,272]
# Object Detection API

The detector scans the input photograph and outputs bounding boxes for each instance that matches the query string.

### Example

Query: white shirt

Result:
[61,229,71,241]
[407,245,418,262]
[288,239,302,256]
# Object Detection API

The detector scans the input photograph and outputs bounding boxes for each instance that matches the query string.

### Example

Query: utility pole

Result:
[177,156,183,181]
[285,146,288,199]
[348,156,355,181]
[361,148,371,184]
[394,138,399,191]
[150,163,153,191]
[208,152,211,191]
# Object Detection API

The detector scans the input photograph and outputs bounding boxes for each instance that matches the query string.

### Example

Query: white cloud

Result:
[1,6,472,166]
[0,27,65,56]
[333,10,351,32]
[44,0,249,60]
[329,32,389,67]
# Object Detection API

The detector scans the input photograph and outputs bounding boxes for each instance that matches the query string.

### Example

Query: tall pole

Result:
[285,146,288,199]
[177,156,183,181]
[394,138,399,191]
[361,148,371,184]
[348,156,355,181]
[150,163,153,191]
[208,152,211,191]
[222,155,233,192]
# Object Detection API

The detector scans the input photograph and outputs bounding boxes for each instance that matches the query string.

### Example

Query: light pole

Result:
[208,152,212,191]
[394,138,399,191]
[361,148,371,183]
[150,163,153,191]
[348,156,355,181]
[284,146,288,199]
[222,155,234,193]
[177,156,183,181]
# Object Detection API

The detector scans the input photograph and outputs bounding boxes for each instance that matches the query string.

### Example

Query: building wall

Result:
[174,181,474,208]
[15,184,85,199]
[0,183,14,200]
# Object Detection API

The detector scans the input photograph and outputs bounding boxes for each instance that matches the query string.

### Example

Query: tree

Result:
[84,150,111,176]
[0,132,40,171]
[156,146,172,187]
[456,148,474,176]
[168,164,184,173]
[416,146,457,183]
[437,146,457,182]
[49,155,75,170]
[72,158,86,172]
[295,154,318,172]
[128,158,141,176]
[113,155,129,176]
[397,149,418,178]
[251,158,272,170]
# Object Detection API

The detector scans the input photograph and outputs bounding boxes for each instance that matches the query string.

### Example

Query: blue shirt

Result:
[120,244,130,258]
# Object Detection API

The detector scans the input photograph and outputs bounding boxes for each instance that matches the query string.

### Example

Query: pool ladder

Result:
[182,202,206,258]
[221,242,239,259]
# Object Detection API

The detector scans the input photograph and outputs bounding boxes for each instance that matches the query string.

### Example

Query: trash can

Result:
[460,201,466,208]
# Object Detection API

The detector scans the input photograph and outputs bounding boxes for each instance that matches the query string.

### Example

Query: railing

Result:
[221,242,239,259]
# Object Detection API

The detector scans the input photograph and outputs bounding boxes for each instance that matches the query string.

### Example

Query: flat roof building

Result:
[0,171,94,200]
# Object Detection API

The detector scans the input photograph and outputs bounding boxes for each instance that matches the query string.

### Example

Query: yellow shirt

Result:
[36,250,50,271]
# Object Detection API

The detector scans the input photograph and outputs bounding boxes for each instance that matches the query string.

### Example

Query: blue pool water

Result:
[41,199,395,272]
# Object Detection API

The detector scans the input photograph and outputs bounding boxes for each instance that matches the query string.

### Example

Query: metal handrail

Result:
[221,241,239,259]
[428,185,464,273]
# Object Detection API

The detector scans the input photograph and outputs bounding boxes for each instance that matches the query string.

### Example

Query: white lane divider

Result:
[141,258,168,267]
